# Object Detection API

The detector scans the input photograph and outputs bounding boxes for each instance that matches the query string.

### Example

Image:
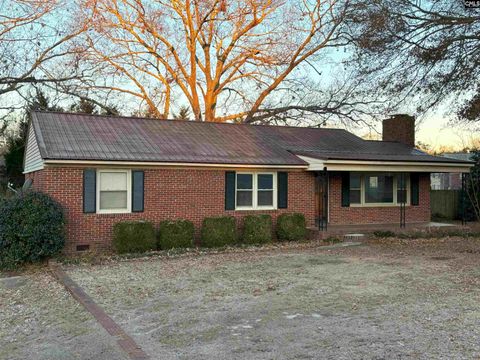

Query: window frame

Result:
[235,172,277,210]
[96,169,132,214]
[350,172,410,207]
[349,173,362,205]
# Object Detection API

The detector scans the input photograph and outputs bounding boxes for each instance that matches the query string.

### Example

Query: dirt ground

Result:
[57,236,480,360]
[0,272,128,360]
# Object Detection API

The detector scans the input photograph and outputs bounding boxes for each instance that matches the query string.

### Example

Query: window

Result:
[97,170,131,213]
[257,174,274,206]
[236,173,276,209]
[349,173,361,204]
[236,173,253,207]
[397,174,407,203]
[349,173,410,206]
[365,174,394,204]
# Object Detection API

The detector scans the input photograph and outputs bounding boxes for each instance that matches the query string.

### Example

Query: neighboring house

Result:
[431,153,475,190]
[24,112,472,253]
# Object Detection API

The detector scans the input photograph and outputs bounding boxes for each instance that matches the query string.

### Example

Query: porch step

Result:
[343,233,366,241]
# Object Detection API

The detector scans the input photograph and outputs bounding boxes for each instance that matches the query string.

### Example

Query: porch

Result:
[307,221,469,241]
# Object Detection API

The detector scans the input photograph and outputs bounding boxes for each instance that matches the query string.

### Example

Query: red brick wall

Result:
[382,114,415,147]
[27,167,317,253]
[328,173,431,225]
[26,167,432,253]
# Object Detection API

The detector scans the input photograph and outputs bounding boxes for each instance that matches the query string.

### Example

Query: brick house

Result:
[23,112,472,253]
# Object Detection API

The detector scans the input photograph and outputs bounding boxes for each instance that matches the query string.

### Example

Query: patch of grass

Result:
[372,228,480,240]
[373,230,396,238]
[397,229,480,240]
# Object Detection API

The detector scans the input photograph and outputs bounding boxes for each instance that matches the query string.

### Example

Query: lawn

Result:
[1,236,480,359]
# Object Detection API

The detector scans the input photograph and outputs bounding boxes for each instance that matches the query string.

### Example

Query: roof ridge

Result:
[32,110,348,132]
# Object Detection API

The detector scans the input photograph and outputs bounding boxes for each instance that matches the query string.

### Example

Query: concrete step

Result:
[343,233,366,241]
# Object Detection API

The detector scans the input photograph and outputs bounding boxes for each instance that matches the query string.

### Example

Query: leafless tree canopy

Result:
[345,0,480,123]
[0,1,87,102]
[76,0,354,122]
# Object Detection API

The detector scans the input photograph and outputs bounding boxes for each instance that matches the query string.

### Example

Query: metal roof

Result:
[31,111,472,166]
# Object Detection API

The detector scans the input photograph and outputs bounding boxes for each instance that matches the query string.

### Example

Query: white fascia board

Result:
[43,159,308,169]
[298,155,473,173]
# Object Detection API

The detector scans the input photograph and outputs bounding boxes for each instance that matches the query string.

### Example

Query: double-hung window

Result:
[236,172,276,210]
[97,170,131,213]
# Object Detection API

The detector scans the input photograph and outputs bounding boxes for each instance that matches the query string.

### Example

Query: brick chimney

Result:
[382,114,415,147]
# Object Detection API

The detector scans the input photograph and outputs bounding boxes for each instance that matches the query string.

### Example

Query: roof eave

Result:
[42,159,309,169]
[297,156,473,173]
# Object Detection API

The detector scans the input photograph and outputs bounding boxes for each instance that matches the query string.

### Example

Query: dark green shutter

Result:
[225,171,236,210]
[132,170,144,212]
[278,172,288,208]
[411,173,419,206]
[83,169,96,213]
[341,172,350,207]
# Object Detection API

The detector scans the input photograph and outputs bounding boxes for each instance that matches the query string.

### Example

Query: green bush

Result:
[112,221,156,254]
[0,191,65,270]
[242,215,272,245]
[158,219,195,250]
[276,213,306,241]
[201,216,236,248]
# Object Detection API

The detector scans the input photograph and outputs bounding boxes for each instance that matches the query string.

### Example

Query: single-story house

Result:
[24,112,473,253]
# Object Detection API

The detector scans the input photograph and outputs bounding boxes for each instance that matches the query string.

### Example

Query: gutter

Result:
[42,159,309,169]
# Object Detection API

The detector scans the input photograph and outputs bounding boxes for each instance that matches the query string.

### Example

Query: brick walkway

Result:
[50,265,149,360]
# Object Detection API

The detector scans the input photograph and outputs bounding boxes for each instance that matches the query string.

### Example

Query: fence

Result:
[430,190,461,220]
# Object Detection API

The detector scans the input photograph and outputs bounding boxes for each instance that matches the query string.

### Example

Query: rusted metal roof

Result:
[31,111,471,166]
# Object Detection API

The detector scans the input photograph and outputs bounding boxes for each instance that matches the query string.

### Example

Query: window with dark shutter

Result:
[132,170,144,212]
[83,169,96,213]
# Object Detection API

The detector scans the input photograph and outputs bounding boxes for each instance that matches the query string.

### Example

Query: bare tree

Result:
[77,0,353,122]
[345,0,480,123]
[0,1,86,104]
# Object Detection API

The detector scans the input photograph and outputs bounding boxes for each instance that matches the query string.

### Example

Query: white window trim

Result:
[350,173,410,207]
[235,172,277,210]
[96,169,132,214]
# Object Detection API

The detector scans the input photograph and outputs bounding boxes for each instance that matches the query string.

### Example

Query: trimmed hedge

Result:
[242,215,272,245]
[0,191,65,270]
[276,213,306,241]
[201,216,236,248]
[112,221,156,254]
[158,219,194,250]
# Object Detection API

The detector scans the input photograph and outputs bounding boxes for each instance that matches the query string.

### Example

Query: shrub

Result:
[0,191,65,270]
[112,221,156,254]
[242,215,272,245]
[276,213,306,241]
[201,216,236,248]
[158,219,195,250]
[373,230,396,238]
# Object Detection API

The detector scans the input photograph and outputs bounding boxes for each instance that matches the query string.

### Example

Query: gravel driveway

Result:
[62,236,480,360]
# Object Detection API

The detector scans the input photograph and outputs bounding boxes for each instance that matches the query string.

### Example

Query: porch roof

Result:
[298,155,473,173]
